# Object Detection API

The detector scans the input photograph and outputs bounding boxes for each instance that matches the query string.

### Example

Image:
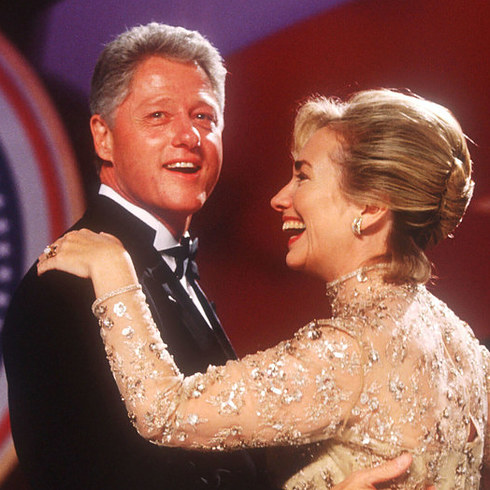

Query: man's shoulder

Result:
[69,194,127,232]
[2,200,105,332]
[74,195,157,248]
[4,260,91,328]
[12,260,84,296]
[3,195,157,331]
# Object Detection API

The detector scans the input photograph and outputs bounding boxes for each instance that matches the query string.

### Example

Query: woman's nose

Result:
[271,180,293,212]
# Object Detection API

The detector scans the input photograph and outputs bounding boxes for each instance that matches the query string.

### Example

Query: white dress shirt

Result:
[99,185,212,327]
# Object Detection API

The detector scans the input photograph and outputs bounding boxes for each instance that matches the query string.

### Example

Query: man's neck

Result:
[98,170,189,238]
[99,184,186,249]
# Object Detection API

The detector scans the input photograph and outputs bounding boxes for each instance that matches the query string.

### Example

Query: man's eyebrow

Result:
[142,96,173,104]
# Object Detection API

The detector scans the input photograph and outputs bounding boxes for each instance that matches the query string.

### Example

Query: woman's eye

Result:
[297,172,309,183]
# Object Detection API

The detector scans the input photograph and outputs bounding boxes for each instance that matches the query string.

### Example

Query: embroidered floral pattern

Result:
[94,269,489,488]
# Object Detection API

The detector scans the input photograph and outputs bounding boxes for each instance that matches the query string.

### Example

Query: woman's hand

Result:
[37,229,138,298]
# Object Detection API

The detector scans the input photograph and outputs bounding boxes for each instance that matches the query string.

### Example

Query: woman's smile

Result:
[282,217,306,247]
[272,127,360,279]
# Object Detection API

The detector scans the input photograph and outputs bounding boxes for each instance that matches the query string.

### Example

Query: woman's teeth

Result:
[282,221,306,232]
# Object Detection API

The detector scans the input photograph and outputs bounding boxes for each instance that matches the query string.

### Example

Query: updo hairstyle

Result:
[293,89,474,284]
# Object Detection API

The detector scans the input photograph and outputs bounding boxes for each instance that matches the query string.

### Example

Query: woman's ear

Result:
[359,204,391,234]
[90,115,114,163]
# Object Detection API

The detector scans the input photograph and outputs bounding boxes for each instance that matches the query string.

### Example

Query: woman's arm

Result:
[482,345,490,467]
[38,230,363,450]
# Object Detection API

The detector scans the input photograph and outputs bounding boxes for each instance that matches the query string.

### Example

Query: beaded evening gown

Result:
[94,268,490,489]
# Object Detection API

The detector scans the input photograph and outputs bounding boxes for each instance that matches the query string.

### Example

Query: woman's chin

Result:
[285,253,305,272]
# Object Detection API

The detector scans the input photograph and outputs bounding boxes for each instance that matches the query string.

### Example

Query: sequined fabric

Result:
[96,269,489,489]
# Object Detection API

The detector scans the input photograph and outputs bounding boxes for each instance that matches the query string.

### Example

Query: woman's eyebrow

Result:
[294,160,311,172]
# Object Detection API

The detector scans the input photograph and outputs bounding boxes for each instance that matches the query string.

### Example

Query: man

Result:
[3,22,412,489]
[3,23,263,489]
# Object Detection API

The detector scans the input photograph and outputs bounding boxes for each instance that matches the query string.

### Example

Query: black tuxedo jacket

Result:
[2,196,268,489]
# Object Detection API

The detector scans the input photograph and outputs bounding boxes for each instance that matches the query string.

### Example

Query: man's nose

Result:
[270,180,294,211]
[171,116,201,149]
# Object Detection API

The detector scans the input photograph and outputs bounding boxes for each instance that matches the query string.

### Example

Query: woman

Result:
[38,89,489,488]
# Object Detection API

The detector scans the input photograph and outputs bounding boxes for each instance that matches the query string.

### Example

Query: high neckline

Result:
[325,264,420,320]
[326,264,390,295]
[326,264,393,316]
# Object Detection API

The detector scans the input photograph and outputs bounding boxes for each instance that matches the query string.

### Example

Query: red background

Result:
[1,0,489,486]
[194,0,490,356]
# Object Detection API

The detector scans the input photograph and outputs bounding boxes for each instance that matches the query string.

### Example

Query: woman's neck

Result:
[325,263,391,308]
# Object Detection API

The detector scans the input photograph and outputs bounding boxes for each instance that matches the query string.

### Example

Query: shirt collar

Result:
[99,184,181,250]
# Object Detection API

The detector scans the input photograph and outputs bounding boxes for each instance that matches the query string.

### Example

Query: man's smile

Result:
[163,161,201,174]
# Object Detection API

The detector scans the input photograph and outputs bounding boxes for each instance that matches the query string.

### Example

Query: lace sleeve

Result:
[95,289,363,451]
[481,345,490,468]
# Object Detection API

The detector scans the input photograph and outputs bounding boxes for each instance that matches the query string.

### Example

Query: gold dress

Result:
[94,267,490,488]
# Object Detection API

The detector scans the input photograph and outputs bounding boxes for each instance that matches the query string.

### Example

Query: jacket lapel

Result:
[141,260,217,350]
[80,196,236,372]
[191,280,237,360]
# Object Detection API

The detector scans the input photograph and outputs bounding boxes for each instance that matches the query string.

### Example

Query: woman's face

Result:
[271,127,360,281]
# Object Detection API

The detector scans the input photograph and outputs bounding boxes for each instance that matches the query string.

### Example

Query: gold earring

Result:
[352,216,362,236]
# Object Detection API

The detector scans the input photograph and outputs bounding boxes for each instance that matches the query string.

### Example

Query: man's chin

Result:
[151,202,206,226]
[152,199,206,215]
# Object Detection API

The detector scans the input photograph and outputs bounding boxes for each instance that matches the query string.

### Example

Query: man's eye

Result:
[195,113,216,123]
[151,112,164,118]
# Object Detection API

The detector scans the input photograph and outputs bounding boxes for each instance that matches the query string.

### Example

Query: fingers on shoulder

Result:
[366,453,413,483]
[100,231,124,246]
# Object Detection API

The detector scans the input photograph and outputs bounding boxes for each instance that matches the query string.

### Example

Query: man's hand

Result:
[332,453,435,489]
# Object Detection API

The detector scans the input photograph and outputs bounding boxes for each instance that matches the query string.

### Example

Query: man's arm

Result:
[332,454,435,490]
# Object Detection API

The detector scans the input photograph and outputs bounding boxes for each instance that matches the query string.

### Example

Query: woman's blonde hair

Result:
[293,89,474,283]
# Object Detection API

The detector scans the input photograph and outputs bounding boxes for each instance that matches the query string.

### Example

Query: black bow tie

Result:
[163,237,199,281]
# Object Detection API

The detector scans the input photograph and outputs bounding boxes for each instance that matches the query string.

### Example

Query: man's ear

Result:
[90,115,114,163]
[360,204,391,234]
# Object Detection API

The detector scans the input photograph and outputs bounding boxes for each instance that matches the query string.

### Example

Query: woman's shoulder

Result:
[418,285,478,343]
[292,318,365,351]
[314,317,361,339]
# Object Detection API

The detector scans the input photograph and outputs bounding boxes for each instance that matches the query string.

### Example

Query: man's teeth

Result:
[165,162,198,169]
[282,221,306,231]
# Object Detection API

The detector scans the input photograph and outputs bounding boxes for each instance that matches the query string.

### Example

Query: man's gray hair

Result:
[90,22,226,126]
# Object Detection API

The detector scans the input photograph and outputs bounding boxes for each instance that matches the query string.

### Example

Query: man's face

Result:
[92,56,223,237]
